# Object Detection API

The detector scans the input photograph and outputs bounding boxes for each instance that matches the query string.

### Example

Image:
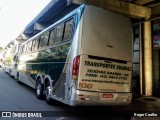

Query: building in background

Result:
[153,19,160,97]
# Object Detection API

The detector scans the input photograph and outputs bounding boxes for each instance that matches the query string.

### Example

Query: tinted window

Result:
[27,41,32,52]
[21,45,25,54]
[32,40,36,51]
[49,28,56,46]
[25,42,29,53]
[63,19,74,41]
[23,44,27,54]
[54,23,64,44]
[39,35,44,49]
[32,38,39,51]
[44,31,49,46]
[39,31,49,49]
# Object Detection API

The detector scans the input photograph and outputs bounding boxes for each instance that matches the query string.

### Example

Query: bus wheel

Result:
[36,80,44,99]
[17,79,22,84]
[45,82,52,104]
[17,72,22,84]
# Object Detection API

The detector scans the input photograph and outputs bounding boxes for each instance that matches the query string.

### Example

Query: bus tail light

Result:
[72,56,80,80]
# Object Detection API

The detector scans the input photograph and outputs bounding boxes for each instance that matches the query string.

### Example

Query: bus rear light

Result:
[72,56,80,80]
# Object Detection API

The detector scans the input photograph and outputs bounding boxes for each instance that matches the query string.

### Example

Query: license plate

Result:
[101,93,113,98]
[99,93,115,100]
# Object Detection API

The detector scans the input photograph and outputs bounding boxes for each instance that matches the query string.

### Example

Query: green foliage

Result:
[0,47,3,52]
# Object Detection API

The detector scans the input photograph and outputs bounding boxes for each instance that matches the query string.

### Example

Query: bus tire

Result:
[17,80,22,84]
[36,79,44,99]
[45,82,52,104]
[17,72,22,84]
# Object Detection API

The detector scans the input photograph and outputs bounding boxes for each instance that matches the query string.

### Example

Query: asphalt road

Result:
[0,68,132,120]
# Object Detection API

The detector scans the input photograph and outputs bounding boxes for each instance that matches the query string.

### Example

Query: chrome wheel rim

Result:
[36,83,41,95]
[46,86,51,100]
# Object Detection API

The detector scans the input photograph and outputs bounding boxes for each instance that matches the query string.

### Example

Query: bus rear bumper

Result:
[69,90,132,106]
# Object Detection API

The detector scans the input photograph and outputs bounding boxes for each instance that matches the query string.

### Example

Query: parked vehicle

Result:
[16,4,133,106]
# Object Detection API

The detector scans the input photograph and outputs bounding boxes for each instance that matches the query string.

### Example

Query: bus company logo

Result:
[2,112,11,117]
[1,112,42,118]
[101,93,113,98]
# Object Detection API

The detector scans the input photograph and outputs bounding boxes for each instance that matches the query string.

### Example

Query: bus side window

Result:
[35,39,39,50]
[63,19,74,41]
[39,35,44,49]
[49,28,56,46]
[54,23,64,44]
[28,41,33,52]
[32,40,35,51]
[21,45,24,54]
[39,31,49,49]
[25,43,29,53]
[44,31,49,46]
[23,44,27,54]
[26,41,32,52]
[32,38,39,51]
[25,44,28,53]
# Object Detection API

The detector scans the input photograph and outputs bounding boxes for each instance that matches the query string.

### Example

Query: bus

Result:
[0,53,4,68]
[16,4,133,106]
[4,43,19,78]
